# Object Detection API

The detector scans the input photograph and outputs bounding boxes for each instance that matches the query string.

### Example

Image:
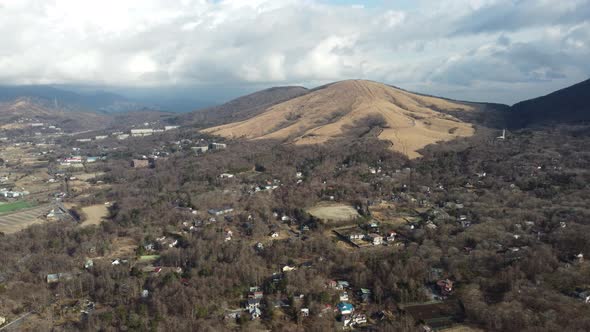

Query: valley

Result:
[0,79,589,331]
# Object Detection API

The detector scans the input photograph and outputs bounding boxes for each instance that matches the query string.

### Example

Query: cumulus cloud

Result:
[0,0,588,103]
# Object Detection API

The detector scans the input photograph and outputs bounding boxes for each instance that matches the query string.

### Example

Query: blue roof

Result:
[337,302,354,311]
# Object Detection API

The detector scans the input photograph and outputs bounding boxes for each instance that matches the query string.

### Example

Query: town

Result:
[1,107,589,331]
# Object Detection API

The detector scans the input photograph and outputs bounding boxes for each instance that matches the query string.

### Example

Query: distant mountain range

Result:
[0,97,112,132]
[0,85,141,113]
[1,78,587,141]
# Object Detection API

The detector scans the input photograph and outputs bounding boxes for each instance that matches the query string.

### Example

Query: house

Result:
[210,142,227,150]
[270,231,279,238]
[575,290,590,303]
[256,242,264,250]
[349,233,363,241]
[359,288,372,303]
[337,302,354,315]
[246,298,261,310]
[225,309,242,320]
[164,125,179,131]
[224,230,233,242]
[249,288,264,300]
[130,129,154,137]
[249,307,261,320]
[219,173,234,179]
[327,280,338,289]
[282,265,297,272]
[208,207,234,216]
[366,233,383,246]
[344,313,367,327]
[47,274,60,283]
[386,231,397,242]
[192,146,209,153]
[301,308,310,317]
[64,156,83,164]
[339,291,349,301]
[337,280,350,290]
[46,273,72,284]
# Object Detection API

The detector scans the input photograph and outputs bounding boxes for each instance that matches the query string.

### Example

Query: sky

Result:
[0,0,589,105]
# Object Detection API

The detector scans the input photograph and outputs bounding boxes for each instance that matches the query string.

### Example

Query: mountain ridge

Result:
[176,86,309,126]
[203,79,502,158]
[509,78,590,127]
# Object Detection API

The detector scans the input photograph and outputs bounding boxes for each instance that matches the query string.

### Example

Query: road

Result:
[0,312,33,331]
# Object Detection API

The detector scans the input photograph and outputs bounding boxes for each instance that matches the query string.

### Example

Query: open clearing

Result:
[108,237,137,259]
[307,202,360,223]
[78,204,108,227]
[75,172,105,181]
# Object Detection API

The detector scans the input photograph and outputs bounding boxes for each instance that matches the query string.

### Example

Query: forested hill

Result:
[510,78,590,127]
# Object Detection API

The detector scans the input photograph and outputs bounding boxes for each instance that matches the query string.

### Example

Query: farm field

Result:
[0,203,51,234]
[0,201,35,214]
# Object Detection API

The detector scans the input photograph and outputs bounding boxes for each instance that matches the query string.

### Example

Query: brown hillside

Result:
[177,86,309,126]
[203,80,480,158]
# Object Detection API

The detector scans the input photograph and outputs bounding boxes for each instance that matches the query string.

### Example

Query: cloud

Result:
[0,0,588,104]
[451,0,590,35]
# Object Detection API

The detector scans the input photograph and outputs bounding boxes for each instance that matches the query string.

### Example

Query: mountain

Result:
[0,97,111,132]
[176,86,309,126]
[0,85,136,112]
[510,78,590,127]
[203,80,502,158]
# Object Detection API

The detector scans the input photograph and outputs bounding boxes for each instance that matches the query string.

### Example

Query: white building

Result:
[210,142,227,150]
[130,129,154,137]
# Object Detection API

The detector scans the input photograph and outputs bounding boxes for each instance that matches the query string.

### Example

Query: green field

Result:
[0,201,35,214]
